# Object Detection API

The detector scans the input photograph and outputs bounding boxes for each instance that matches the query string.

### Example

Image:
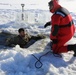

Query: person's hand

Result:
[44,23,48,28]
[37,34,46,39]
[44,22,51,28]
[52,39,58,44]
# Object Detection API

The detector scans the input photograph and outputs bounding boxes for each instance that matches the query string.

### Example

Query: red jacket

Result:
[50,7,75,53]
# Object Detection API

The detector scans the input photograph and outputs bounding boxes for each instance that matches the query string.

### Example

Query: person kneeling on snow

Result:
[6,28,46,48]
[44,0,76,56]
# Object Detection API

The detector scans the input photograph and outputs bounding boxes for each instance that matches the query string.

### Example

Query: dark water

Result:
[0,32,14,49]
[0,32,43,49]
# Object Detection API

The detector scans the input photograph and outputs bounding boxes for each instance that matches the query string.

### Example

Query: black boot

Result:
[67,44,76,57]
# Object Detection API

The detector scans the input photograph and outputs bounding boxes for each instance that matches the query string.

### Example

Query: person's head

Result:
[18,28,25,37]
[48,0,60,13]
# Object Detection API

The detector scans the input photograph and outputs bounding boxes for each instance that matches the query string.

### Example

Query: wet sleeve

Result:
[31,34,46,41]
[5,37,16,47]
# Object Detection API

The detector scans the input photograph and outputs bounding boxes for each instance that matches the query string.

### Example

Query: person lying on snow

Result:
[44,0,76,56]
[6,28,46,48]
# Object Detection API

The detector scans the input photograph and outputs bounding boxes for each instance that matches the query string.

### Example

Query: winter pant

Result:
[52,43,68,54]
[52,43,76,54]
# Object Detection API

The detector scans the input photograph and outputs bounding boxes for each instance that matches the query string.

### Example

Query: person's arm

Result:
[44,21,51,28]
[50,25,59,44]
[50,15,61,43]
[31,34,46,41]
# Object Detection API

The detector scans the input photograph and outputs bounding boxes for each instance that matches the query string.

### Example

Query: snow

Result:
[0,39,76,75]
[0,0,76,75]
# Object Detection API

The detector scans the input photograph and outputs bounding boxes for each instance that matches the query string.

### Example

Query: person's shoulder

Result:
[54,7,70,17]
[13,35,20,39]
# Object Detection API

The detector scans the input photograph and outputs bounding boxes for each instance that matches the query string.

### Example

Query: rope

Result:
[32,51,62,69]
[32,54,43,69]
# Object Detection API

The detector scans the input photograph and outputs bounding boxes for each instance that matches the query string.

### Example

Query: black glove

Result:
[52,39,58,44]
[44,22,51,28]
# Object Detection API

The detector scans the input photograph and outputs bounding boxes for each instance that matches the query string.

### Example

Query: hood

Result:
[50,0,61,13]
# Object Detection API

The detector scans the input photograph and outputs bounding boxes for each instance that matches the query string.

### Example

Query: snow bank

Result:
[0,9,51,35]
[0,39,76,75]
[0,9,76,36]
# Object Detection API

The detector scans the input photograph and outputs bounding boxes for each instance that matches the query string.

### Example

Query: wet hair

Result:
[18,28,25,33]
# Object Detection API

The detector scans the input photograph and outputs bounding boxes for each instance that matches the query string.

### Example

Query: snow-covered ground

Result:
[0,0,76,75]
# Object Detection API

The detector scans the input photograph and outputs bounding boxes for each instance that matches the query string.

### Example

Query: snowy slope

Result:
[0,0,76,75]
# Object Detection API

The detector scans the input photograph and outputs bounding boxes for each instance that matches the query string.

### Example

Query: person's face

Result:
[49,5,53,12]
[19,31,25,37]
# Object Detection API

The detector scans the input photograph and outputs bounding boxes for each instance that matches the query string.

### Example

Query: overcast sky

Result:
[0,0,76,12]
[0,0,50,4]
[0,0,50,9]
